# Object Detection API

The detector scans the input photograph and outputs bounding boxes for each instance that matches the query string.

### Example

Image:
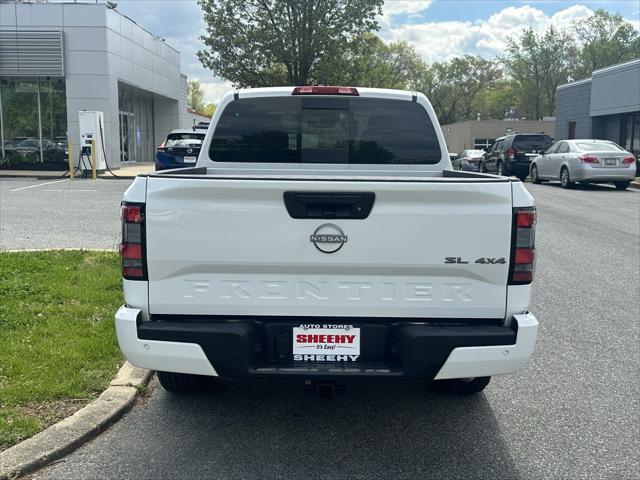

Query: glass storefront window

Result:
[118,83,154,163]
[40,79,68,163]
[0,78,67,168]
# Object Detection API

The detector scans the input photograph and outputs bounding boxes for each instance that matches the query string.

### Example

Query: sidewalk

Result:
[0,162,154,179]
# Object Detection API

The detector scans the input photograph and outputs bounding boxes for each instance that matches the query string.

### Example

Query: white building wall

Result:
[179,74,189,128]
[105,7,181,166]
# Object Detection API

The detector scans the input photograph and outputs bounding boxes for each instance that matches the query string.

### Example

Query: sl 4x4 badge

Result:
[445,257,507,264]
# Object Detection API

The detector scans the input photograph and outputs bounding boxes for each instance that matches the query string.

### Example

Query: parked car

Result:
[480,133,553,181]
[117,86,539,397]
[453,149,485,172]
[11,138,59,154]
[155,129,206,170]
[54,136,69,156]
[530,139,636,190]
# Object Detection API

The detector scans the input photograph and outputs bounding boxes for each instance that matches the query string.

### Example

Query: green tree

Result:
[187,80,206,114]
[197,0,383,87]
[202,103,217,118]
[472,80,519,121]
[417,62,461,124]
[416,56,502,124]
[317,33,426,89]
[502,27,578,120]
[447,55,502,119]
[574,9,640,76]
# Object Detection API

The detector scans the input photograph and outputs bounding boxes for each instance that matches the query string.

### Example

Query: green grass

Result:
[0,250,124,450]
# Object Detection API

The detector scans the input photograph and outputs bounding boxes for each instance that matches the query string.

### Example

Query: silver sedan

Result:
[530,139,636,190]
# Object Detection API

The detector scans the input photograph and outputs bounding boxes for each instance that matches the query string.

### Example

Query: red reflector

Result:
[515,248,535,264]
[292,86,359,96]
[622,156,635,164]
[123,267,144,278]
[122,205,143,223]
[512,271,533,283]
[121,243,142,259]
[516,209,536,228]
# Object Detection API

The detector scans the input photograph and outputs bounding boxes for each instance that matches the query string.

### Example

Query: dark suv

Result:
[480,133,553,181]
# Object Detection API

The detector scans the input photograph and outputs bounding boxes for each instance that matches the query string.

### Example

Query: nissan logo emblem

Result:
[186,148,193,154]
[310,223,348,254]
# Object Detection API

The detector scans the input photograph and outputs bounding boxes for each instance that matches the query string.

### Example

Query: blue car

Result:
[155,129,206,170]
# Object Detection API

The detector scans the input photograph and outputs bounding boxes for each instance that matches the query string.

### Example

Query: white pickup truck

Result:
[116,86,538,395]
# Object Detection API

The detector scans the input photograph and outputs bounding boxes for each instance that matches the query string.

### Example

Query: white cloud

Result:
[380,4,600,64]
[549,4,594,30]
[382,0,433,17]
[201,81,234,104]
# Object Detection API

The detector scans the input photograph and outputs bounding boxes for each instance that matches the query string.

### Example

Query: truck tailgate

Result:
[145,176,513,319]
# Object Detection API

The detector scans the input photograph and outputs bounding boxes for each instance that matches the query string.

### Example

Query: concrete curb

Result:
[630,181,640,190]
[0,363,153,480]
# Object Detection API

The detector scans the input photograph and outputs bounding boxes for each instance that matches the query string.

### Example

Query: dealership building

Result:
[555,59,640,157]
[0,1,192,170]
[442,119,555,155]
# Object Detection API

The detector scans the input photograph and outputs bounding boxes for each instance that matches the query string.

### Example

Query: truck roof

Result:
[230,86,416,102]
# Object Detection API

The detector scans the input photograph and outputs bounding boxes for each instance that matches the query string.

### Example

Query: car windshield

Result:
[165,133,204,148]
[210,96,443,164]
[574,141,624,152]
[513,135,552,151]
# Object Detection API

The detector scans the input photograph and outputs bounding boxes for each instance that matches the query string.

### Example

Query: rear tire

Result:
[517,173,528,182]
[614,181,631,190]
[560,167,573,188]
[157,371,211,393]
[436,376,491,394]
[530,165,541,184]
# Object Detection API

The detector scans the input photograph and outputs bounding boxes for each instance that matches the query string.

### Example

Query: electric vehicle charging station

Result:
[78,110,106,173]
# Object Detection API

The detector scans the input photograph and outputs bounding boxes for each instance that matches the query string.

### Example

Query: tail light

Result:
[121,202,147,280]
[505,147,516,159]
[622,156,635,164]
[292,86,359,96]
[509,207,536,285]
[157,141,166,151]
[579,155,599,164]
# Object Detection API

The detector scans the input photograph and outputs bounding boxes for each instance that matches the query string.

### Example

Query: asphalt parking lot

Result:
[3,178,638,479]
[0,177,131,251]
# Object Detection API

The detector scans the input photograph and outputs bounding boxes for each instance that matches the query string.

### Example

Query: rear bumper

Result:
[154,152,197,170]
[115,307,538,380]
[506,161,531,174]
[572,165,635,182]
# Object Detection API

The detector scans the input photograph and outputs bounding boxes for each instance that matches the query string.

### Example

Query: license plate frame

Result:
[604,158,617,166]
[292,325,361,362]
[183,156,197,163]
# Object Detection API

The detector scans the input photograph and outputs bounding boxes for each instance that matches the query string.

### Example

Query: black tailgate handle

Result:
[283,192,375,219]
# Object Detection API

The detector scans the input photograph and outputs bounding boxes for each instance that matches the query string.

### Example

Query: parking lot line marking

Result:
[10,179,70,192]
[42,189,98,192]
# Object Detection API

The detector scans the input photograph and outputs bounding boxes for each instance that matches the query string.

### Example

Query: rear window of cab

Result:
[209,97,443,164]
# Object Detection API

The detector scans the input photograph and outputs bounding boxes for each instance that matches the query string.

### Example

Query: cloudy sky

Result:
[114,0,640,104]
